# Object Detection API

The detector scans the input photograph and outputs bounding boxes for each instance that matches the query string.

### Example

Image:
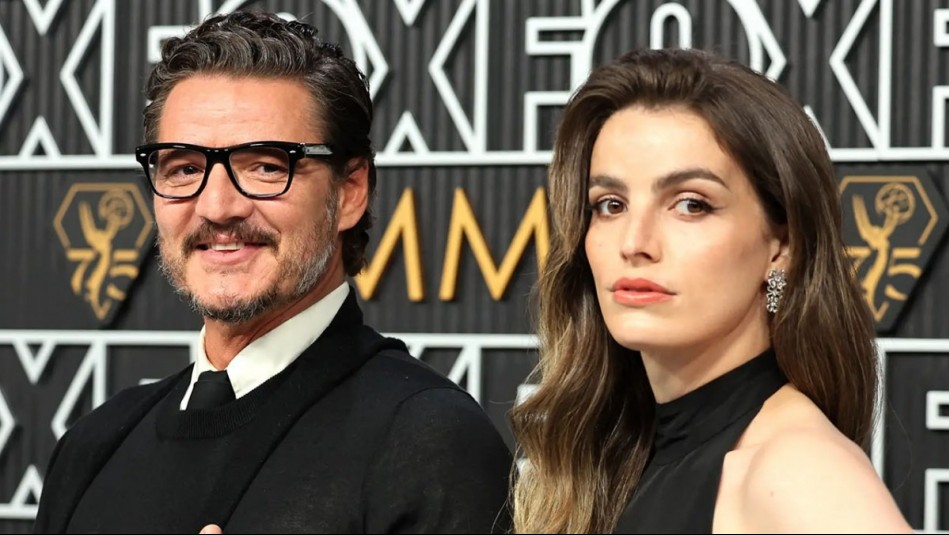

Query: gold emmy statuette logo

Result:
[840,174,948,332]
[54,183,155,325]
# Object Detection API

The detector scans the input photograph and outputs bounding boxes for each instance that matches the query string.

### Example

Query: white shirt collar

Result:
[180,282,350,410]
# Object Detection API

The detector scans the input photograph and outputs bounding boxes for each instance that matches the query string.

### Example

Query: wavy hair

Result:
[143,11,375,276]
[509,48,879,533]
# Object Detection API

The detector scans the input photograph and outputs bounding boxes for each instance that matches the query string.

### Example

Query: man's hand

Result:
[199,524,222,534]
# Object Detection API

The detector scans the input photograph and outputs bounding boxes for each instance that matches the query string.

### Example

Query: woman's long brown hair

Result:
[509,49,879,533]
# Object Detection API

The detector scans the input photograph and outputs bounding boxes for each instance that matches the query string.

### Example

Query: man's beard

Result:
[158,193,338,324]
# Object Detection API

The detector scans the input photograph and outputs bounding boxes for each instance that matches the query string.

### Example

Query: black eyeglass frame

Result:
[134,141,336,200]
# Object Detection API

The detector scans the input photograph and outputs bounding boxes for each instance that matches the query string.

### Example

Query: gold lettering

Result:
[439,188,549,301]
[354,188,425,301]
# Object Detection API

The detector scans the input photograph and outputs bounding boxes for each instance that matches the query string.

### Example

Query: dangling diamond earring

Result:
[766,269,786,314]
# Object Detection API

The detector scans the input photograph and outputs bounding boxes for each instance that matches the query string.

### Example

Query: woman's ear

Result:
[768,225,790,275]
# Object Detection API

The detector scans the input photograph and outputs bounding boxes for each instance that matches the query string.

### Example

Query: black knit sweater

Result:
[35,294,513,534]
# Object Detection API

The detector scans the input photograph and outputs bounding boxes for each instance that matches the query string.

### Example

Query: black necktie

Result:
[187,370,236,410]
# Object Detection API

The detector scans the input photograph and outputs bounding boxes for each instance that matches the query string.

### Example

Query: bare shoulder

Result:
[726,386,912,533]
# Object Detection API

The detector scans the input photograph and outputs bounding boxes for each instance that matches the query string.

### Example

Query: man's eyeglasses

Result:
[134,141,336,200]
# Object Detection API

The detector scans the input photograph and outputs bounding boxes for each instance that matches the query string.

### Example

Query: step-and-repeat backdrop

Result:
[0,0,948,532]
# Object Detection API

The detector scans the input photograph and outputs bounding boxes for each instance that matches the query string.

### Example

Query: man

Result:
[34,11,512,534]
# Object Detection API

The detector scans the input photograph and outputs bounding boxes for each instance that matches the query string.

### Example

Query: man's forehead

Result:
[158,75,325,143]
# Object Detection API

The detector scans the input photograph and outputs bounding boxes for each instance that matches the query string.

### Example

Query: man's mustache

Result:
[182,221,279,253]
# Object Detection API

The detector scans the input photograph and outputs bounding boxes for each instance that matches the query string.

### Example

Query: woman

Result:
[510,48,912,533]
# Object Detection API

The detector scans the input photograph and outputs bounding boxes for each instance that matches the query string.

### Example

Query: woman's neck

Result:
[639,321,772,403]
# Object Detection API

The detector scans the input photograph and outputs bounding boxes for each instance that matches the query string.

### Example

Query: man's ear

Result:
[337,157,369,232]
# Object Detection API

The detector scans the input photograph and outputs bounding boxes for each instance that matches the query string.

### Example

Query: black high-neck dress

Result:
[615,351,787,534]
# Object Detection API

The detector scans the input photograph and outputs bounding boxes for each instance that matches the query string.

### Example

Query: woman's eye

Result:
[673,198,712,215]
[593,198,627,216]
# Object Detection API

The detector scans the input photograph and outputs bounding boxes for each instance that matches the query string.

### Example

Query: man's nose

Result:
[193,163,255,224]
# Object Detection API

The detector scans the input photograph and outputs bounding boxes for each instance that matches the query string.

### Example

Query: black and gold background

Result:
[0,1,948,532]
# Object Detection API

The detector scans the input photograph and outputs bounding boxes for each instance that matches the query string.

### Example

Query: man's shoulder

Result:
[356,340,466,399]
[320,330,489,426]
[63,370,186,443]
